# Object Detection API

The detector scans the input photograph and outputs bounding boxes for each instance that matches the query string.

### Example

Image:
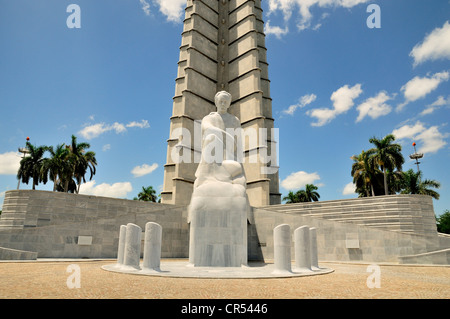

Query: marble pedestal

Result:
[188,181,248,267]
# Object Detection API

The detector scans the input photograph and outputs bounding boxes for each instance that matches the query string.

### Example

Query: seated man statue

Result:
[193,90,246,192]
[188,91,249,267]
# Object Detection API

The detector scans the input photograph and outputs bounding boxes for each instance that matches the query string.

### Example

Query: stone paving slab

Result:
[0,259,449,299]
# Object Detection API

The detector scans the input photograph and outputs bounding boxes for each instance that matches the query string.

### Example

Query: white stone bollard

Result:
[309,227,320,270]
[273,224,292,274]
[123,223,142,270]
[294,226,313,272]
[143,222,162,271]
[116,225,127,266]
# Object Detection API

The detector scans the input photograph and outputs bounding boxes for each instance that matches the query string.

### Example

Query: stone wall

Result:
[398,248,450,265]
[0,247,37,260]
[0,190,189,258]
[248,195,444,263]
[248,206,441,263]
[0,190,448,264]
[262,195,438,236]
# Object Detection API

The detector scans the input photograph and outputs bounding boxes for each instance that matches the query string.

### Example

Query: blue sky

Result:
[0,0,449,216]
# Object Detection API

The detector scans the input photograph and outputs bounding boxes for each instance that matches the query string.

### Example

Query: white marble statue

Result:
[192,90,246,191]
[188,91,249,267]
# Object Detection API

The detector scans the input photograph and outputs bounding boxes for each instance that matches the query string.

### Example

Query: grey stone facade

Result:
[1,190,449,264]
[0,190,189,258]
[261,195,438,237]
[248,205,446,263]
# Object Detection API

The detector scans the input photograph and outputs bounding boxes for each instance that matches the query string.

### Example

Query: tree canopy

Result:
[350,134,440,200]
[17,135,97,193]
[283,184,320,203]
[436,210,450,234]
[17,142,49,190]
[368,134,404,195]
[134,186,158,202]
[400,169,440,200]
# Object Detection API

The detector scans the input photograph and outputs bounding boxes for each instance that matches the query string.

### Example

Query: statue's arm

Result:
[201,117,234,141]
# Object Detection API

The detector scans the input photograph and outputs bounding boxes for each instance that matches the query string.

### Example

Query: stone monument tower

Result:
[161,0,280,207]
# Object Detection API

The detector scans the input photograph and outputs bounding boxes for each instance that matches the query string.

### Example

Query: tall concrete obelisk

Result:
[161,0,280,207]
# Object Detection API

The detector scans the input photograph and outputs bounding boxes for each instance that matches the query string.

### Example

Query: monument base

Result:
[102,260,334,279]
[188,189,248,267]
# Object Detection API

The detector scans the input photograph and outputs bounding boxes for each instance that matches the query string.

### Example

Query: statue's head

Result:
[215,91,232,113]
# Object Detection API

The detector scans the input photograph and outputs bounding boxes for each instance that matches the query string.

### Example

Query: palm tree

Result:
[73,150,97,194]
[301,184,320,202]
[136,186,158,202]
[283,191,299,204]
[17,142,49,190]
[42,144,70,191]
[283,184,320,203]
[386,170,405,195]
[65,135,97,194]
[368,134,404,195]
[351,150,378,197]
[400,169,440,199]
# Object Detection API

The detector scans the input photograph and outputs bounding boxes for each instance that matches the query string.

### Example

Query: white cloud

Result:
[340,0,371,7]
[140,0,151,16]
[410,21,450,66]
[126,120,150,129]
[419,107,435,116]
[152,0,186,22]
[78,122,125,140]
[392,122,426,140]
[0,152,21,175]
[79,180,133,198]
[356,91,393,122]
[282,93,317,115]
[307,84,362,126]
[392,121,448,154]
[415,126,448,154]
[280,171,321,190]
[265,20,289,39]
[419,95,450,116]
[102,144,111,152]
[312,23,322,31]
[79,120,150,140]
[429,95,450,107]
[397,71,449,111]
[342,182,356,196]
[267,0,370,32]
[131,163,159,178]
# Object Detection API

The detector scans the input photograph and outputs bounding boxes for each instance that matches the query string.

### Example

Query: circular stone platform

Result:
[102,261,334,279]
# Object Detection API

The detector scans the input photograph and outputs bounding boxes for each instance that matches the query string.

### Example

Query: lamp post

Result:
[409,142,423,173]
[17,137,30,190]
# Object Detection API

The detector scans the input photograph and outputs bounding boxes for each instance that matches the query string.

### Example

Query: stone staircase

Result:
[262,195,436,236]
[0,191,29,229]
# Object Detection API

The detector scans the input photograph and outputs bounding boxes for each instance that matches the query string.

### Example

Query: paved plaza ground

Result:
[0,259,448,300]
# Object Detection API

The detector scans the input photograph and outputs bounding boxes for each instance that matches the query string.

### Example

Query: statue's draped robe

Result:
[188,112,250,267]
